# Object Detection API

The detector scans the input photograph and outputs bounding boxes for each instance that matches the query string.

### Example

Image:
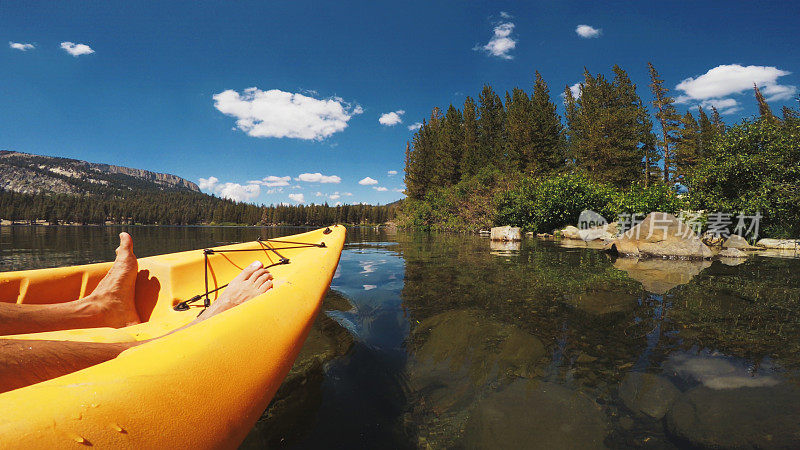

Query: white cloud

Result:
[700,98,741,115]
[198,176,219,191]
[408,122,422,131]
[500,11,512,19]
[392,188,405,193]
[213,88,362,140]
[575,25,601,38]
[676,64,794,101]
[249,175,291,187]
[335,201,342,206]
[674,64,796,114]
[559,82,582,100]
[373,186,388,192]
[329,193,341,200]
[9,42,34,51]
[198,176,260,202]
[358,177,378,185]
[343,192,353,196]
[295,172,341,183]
[379,110,405,126]
[475,22,517,59]
[288,193,305,203]
[60,41,94,56]
[387,170,398,176]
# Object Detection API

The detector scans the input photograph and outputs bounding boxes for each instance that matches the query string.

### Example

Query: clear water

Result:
[3,225,800,449]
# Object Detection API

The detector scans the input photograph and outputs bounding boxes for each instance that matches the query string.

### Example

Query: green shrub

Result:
[607,182,687,217]
[495,172,616,232]
[688,119,800,237]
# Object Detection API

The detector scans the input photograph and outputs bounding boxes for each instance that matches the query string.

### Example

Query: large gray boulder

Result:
[462,380,608,449]
[618,372,680,420]
[490,226,522,241]
[666,385,800,449]
[609,212,713,259]
[718,247,748,258]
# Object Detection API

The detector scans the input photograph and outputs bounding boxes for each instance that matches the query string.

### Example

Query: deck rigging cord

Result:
[173,229,330,312]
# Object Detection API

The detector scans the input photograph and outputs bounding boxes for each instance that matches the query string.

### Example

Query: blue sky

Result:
[2,1,798,205]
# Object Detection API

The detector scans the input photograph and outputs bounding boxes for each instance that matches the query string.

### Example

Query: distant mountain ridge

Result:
[0,150,200,195]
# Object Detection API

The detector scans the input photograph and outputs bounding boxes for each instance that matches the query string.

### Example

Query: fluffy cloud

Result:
[249,175,291,187]
[575,25,601,38]
[358,177,378,185]
[700,98,741,115]
[500,11,512,19]
[60,41,94,56]
[674,64,797,114]
[387,170,398,176]
[676,64,796,103]
[373,186,388,192]
[213,88,362,140]
[198,176,261,202]
[379,110,404,126]
[408,122,422,131]
[288,193,305,203]
[9,42,34,51]
[295,172,341,183]
[475,22,516,59]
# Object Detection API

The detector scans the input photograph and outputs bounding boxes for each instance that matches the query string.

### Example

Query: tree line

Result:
[403,62,793,197]
[0,189,397,226]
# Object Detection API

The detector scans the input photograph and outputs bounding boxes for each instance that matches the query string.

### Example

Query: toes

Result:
[117,232,133,253]
[235,260,263,282]
[258,280,273,294]
[254,271,272,287]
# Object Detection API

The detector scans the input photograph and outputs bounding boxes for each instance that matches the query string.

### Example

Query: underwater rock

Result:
[666,384,800,449]
[618,372,679,420]
[462,379,608,449]
[563,289,638,315]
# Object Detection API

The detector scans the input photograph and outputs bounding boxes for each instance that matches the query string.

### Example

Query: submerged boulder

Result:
[608,212,713,259]
[618,372,680,420]
[462,379,608,449]
[490,226,522,241]
[666,384,800,449]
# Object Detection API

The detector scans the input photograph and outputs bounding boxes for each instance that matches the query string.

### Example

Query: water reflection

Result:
[4,226,800,448]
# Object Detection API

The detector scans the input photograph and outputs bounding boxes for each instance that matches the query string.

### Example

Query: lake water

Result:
[3,225,800,448]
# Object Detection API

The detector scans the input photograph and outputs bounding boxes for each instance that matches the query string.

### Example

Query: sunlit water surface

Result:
[3,225,800,449]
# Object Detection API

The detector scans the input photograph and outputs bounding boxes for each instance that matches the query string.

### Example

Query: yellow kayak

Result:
[0,225,346,448]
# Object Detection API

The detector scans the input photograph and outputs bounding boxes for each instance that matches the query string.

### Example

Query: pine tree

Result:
[437,105,464,184]
[710,106,726,134]
[504,87,533,173]
[754,84,778,124]
[563,84,580,166]
[477,85,506,171]
[648,62,682,182]
[638,99,661,186]
[675,111,701,179]
[697,106,717,156]
[460,96,482,178]
[529,71,564,174]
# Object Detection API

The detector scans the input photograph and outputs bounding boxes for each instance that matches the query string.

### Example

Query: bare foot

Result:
[82,232,141,328]
[200,261,273,320]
